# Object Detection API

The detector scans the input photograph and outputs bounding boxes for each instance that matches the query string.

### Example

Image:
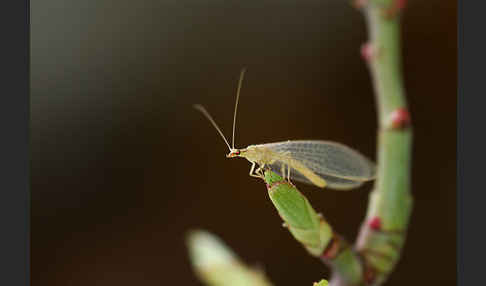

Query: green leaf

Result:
[265,171,332,256]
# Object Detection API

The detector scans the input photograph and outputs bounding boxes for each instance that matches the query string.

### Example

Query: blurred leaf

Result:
[186,230,273,286]
[313,279,329,286]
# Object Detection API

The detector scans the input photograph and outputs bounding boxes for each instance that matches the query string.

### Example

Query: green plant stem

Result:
[264,171,362,285]
[337,2,413,286]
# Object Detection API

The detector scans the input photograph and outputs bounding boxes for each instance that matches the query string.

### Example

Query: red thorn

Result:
[383,0,407,19]
[352,0,368,9]
[360,43,374,61]
[396,0,407,10]
[369,217,382,231]
[389,108,411,129]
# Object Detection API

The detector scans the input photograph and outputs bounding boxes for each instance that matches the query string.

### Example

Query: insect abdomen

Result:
[288,158,327,188]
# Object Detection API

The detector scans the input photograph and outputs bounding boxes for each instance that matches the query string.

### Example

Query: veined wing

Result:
[263,140,376,189]
[268,162,365,190]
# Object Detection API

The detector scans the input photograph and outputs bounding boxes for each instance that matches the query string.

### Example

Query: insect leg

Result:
[249,162,264,179]
[281,163,286,180]
[255,163,265,178]
[249,162,257,177]
[287,164,291,182]
[281,152,292,182]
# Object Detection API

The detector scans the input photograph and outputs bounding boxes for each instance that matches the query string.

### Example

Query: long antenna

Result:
[232,68,246,149]
[193,104,232,150]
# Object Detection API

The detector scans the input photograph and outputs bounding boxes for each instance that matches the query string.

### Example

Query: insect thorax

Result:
[243,145,279,165]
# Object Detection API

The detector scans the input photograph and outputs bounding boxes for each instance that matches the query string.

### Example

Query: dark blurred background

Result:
[31,1,456,285]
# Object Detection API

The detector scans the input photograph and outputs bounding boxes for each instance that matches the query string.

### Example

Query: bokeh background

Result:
[31,1,456,285]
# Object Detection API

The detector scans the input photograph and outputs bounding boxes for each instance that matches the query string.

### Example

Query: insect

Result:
[194,69,376,190]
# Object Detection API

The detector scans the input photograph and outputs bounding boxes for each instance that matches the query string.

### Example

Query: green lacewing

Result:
[194,69,375,190]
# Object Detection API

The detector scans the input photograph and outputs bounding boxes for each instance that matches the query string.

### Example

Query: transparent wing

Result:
[268,161,364,190]
[263,140,375,189]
